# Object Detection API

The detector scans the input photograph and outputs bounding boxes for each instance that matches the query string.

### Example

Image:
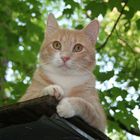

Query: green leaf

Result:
[107,87,127,100]
[108,0,122,11]
[123,8,135,20]
[115,111,124,120]
[64,0,79,8]
[136,19,140,30]
[128,80,139,90]
[108,120,120,132]
[63,8,74,17]
[85,1,107,18]
[128,0,140,11]
[117,101,126,110]
[94,67,114,82]
[75,24,83,29]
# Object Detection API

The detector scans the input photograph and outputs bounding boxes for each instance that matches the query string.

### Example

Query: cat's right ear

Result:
[46,13,59,36]
[82,20,99,46]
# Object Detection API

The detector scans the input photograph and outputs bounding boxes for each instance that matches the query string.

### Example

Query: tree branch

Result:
[97,1,128,51]
[108,116,140,136]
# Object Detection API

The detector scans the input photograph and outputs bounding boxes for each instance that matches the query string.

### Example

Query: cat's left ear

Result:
[46,13,59,36]
[82,20,99,46]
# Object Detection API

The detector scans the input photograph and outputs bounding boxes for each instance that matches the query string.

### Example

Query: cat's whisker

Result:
[39,62,52,69]
[76,63,92,75]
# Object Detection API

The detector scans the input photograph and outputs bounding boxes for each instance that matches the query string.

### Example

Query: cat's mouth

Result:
[59,63,71,69]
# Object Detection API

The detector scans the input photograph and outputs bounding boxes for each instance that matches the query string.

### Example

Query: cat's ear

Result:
[82,20,99,46]
[46,13,59,36]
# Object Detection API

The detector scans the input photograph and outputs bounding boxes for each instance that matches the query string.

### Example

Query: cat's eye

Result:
[52,41,62,50]
[73,44,83,52]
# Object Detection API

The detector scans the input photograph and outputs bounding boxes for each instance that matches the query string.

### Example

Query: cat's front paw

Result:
[42,85,64,100]
[57,98,76,118]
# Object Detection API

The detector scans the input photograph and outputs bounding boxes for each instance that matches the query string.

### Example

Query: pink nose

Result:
[61,56,70,62]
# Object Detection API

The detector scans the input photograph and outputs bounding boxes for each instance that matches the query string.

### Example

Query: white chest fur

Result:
[46,72,89,95]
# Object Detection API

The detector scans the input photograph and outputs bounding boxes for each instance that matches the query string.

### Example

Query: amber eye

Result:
[52,41,62,50]
[73,44,83,52]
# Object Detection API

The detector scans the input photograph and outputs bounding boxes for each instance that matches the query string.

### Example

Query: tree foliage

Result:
[0,0,140,139]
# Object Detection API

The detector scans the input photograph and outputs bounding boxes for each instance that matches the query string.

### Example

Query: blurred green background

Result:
[0,0,140,139]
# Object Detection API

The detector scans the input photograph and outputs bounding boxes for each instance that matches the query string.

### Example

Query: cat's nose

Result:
[61,56,70,63]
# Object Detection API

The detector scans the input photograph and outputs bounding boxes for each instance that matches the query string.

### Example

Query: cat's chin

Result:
[58,64,71,70]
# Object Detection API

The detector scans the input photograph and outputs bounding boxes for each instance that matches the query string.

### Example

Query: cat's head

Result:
[40,13,99,76]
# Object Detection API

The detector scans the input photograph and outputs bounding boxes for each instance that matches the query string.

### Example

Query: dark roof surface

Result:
[0,96,111,140]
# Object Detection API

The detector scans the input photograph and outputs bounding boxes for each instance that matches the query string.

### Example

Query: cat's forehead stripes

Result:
[50,30,78,51]
[59,30,79,46]
[61,30,77,42]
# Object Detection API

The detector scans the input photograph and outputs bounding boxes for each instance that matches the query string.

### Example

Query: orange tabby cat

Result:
[19,13,106,132]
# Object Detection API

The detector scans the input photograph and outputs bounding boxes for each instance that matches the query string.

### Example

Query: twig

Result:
[97,1,128,51]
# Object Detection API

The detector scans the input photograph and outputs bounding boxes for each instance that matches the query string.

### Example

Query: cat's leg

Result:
[42,85,64,100]
[19,84,64,102]
[57,97,106,132]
